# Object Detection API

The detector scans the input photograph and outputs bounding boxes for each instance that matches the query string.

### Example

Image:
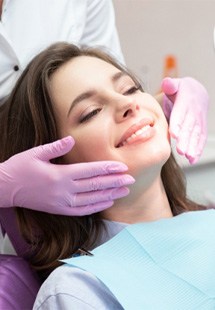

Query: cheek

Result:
[63,130,110,164]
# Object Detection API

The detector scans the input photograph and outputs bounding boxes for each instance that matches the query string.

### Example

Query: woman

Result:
[1,43,212,309]
[1,0,208,220]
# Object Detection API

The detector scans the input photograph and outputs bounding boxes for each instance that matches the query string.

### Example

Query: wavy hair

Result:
[0,42,204,279]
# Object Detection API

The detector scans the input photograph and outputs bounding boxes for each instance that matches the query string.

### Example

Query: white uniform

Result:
[0,0,124,102]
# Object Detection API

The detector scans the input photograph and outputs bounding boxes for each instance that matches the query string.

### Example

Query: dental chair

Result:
[0,208,41,309]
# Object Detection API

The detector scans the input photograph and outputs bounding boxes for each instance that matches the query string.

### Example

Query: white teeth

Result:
[135,125,150,136]
[135,129,144,135]
[124,125,150,144]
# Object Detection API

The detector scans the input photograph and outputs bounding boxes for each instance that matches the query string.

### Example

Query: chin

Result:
[125,144,171,177]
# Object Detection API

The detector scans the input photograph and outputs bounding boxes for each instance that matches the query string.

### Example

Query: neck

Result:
[101,173,173,224]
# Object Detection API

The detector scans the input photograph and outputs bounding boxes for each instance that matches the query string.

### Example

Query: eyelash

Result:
[80,108,102,123]
[123,85,141,95]
[80,85,141,123]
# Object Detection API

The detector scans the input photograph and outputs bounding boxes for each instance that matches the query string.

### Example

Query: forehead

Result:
[52,55,121,85]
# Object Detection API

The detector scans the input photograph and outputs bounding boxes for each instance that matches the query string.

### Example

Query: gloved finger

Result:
[161,77,180,96]
[66,201,115,216]
[162,95,174,120]
[33,136,75,161]
[49,201,114,216]
[168,99,187,139]
[175,115,196,156]
[188,133,207,165]
[185,124,201,163]
[73,174,135,193]
[66,161,128,180]
[71,187,130,207]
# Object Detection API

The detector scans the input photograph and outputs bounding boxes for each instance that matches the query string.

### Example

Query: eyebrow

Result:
[67,71,129,117]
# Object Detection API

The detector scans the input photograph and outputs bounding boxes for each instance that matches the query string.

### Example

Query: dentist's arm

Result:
[161,77,209,164]
[0,136,134,216]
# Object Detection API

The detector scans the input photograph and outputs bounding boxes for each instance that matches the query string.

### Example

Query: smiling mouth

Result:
[116,119,154,148]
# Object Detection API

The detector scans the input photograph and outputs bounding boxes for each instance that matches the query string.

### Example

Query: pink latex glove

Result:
[0,136,134,215]
[161,77,209,164]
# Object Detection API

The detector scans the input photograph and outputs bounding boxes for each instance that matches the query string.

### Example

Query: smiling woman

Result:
[0,42,207,309]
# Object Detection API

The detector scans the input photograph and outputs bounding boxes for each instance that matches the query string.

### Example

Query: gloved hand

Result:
[161,77,209,164]
[0,136,134,215]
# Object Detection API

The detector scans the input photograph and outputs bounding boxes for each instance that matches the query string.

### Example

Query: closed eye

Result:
[80,108,102,123]
[123,85,141,95]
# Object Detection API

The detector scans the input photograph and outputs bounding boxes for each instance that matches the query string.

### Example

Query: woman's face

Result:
[49,56,171,176]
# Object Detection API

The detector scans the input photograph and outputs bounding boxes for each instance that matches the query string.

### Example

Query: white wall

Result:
[113,0,215,137]
[113,0,215,205]
[184,162,215,206]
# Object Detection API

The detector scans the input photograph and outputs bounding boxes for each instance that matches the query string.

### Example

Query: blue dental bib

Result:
[63,210,215,309]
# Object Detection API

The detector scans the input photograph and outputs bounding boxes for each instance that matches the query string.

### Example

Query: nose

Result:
[114,96,140,123]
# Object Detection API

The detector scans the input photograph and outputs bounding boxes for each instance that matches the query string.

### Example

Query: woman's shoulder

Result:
[33,264,123,310]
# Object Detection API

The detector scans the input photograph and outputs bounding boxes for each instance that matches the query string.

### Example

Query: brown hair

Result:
[0,42,204,279]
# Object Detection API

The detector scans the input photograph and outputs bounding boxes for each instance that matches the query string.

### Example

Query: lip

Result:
[116,118,154,148]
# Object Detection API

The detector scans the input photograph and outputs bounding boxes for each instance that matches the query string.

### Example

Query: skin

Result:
[49,56,173,223]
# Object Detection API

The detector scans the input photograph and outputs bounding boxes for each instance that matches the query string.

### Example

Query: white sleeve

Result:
[33,266,123,310]
[34,294,97,310]
[80,0,125,63]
